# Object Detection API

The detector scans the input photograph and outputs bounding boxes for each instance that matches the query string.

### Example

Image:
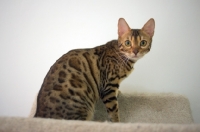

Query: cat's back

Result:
[34,46,103,119]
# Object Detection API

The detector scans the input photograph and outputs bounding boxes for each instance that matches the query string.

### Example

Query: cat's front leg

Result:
[102,89,120,122]
[106,99,120,122]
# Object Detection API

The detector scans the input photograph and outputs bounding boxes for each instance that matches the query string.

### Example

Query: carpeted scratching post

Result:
[1,92,199,132]
[29,92,193,123]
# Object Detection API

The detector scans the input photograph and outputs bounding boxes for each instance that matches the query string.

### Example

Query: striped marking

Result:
[101,89,116,99]
[132,29,141,41]
[105,83,119,89]
[108,104,117,112]
[103,96,117,104]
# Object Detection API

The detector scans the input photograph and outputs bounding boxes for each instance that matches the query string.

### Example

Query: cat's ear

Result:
[142,18,155,37]
[118,18,131,37]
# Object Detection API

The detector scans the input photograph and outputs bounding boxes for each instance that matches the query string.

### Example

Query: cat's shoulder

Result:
[94,40,118,55]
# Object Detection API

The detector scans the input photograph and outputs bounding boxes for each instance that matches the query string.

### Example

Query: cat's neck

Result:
[106,40,135,64]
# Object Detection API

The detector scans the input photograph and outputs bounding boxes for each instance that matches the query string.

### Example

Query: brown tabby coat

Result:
[34,18,155,122]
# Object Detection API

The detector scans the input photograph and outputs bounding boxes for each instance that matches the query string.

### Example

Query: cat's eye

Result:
[140,40,147,47]
[125,40,131,47]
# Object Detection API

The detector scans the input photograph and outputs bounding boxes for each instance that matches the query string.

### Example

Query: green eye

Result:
[140,40,147,47]
[125,40,131,47]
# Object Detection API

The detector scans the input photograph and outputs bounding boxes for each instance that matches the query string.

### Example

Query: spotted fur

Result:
[34,18,155,122]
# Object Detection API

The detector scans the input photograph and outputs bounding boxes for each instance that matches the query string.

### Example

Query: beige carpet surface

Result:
[0,117,200,132]
[30,92,193,123]
[1,92,198,132]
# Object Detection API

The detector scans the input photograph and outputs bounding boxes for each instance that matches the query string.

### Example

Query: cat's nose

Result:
[133,49,139,55]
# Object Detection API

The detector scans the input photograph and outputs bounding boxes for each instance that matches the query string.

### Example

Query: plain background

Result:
[0,0,200,123]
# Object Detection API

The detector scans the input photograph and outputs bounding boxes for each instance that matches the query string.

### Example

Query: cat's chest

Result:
[100,58,133,84]
[102,56,133,74]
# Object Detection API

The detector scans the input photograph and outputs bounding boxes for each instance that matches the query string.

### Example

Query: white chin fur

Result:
[129,54,143,62]
[123,52,144,62]
[130,57,140,62]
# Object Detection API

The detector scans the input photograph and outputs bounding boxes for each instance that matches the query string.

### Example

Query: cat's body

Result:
[34,18,155,122]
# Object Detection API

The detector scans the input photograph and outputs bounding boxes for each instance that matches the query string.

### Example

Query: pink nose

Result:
[133,49,139,55]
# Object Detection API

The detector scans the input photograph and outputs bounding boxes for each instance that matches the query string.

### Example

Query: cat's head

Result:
[118,18,155,62]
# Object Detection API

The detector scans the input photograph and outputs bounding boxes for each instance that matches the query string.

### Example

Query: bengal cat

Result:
[34,18,155,122]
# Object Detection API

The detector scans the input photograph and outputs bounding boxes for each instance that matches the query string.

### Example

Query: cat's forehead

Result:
[131,29,140,36]
[131,29,140,39]
[126,29,150,40]
[131,29,148,37]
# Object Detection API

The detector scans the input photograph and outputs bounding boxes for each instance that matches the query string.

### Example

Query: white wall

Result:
[0,0,200,123]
